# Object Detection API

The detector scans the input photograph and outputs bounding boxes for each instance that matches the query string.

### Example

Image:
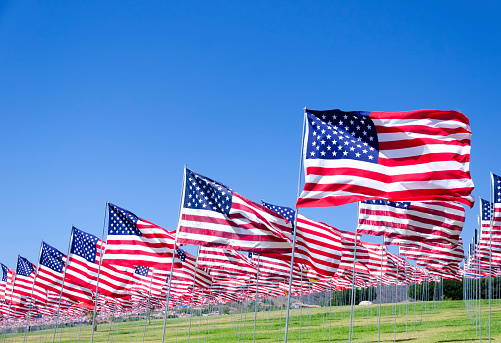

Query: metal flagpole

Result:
[161,165,186,343]
[187,246,201,343]
[90,202,109,343]
[298,270,303,343]
[142,269,154,343]
[489,174,494,343]
[283,107,307,343]
[378,238,385,343]
[23,242,44,343]
[5,257,19,343]
[348,225,359,343]
[394,260,399,343]
[252,254,260,343]
[52,227,74,343]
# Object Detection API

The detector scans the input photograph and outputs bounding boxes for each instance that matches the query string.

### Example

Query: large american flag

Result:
[177,168,292,253]
[296,109,474,208]
[104,203,180,269]
[358,199,465,246]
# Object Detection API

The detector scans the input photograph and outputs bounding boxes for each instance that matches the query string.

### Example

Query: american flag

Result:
[104,203,180,269]
[170,249,212,291]
[296,109,474,208]
[197,247,257,276]
[492,173,501,227]
[64,227,134,302]
[35,242,66,295]
[262,201,343,277]
[0,264,14,303]
[177,168,292,253]
[358,199,465,246]
[11,256,46,306]
[478,199,501,266]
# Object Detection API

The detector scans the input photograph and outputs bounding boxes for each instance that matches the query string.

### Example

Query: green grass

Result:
[4,300,501,343]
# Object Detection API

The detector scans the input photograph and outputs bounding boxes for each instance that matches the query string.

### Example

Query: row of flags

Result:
[0,108,487,330]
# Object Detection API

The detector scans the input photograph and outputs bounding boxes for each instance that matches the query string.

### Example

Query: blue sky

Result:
[1,1,499,268]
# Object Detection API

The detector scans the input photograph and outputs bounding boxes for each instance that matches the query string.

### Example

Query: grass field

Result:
[4,300,501,343]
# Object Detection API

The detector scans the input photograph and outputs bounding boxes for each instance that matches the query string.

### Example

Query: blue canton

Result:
[108,203,142,236]
[305,109,379,163]
[1,264,8,282]
[134,266,149,277]
[177,249,186,262]
[183,168,233,215]
[493,174,501,203]
[40,242,65,273]
[480,198,493,221]
[261,200,296,224]
[70,227,99,263]
[362,199,410,209]
[17,256,34,277]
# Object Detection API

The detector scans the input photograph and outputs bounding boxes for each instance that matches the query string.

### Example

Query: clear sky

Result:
[1,1,499,268]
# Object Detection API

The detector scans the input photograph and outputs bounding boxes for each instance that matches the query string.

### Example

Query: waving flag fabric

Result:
[358,199,465,246]
[261,201,342,277]
[0,264,14,303]
[492,173,501,227]
[297,109,474,208]
[11,256,46,305]
[177,168,292,253]
[104,203,180,269]
[35,242,66,295]
[198,247,257,276]
[65,227,134,301]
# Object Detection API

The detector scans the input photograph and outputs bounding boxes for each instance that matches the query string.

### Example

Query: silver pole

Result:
[52,227,74,343]
[252,254,260,343]
[378,238,385,343]
[142,269,155,343]
[187,246,201,343]
[90,202,109,343]
[161,165,186,343]
[348,227,359,343]
[489,174,493,342]
[283,107,307,343]
[23,243,44,343]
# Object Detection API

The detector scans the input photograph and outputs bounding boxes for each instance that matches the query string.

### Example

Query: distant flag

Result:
[296,109,474,208]
[358,199,465,246]
[177,168,292,253]
[0,264,14,303]
[104,203,180,269]
[492,173,501,227]
[11,256,46,305]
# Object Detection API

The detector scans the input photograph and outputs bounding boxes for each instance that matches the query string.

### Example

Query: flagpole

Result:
[5,256,19,343]
[348,222,359,343]
[489,174,493,343]
[23,242,43,343]
[51,227,73,343]
[378,238,385,343]
[90,202,109,343]
[142,268,154,343]
[252,254,260,343]
[283,107,307,343]
[161,165,186,343]
[187,247,201,343]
